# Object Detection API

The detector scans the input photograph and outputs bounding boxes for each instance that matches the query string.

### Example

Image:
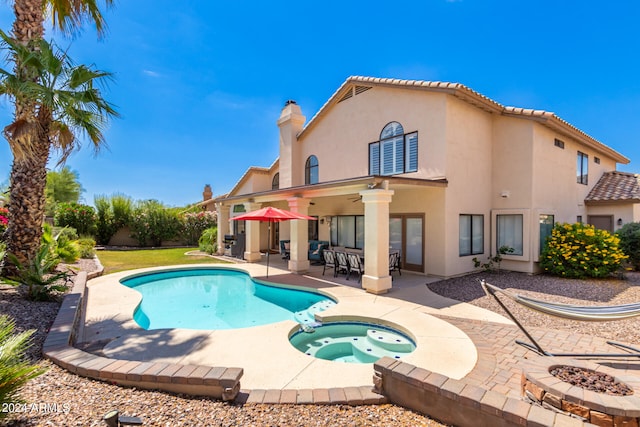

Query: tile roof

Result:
[585,171,640,203]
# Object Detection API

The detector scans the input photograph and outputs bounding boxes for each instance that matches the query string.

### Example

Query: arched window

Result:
[305,155,319,184]
[369,121,418,176]
[272,173,279,190]
[381,121,404,139]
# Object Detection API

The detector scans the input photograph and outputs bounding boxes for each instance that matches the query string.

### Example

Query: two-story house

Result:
[204,76,636,294]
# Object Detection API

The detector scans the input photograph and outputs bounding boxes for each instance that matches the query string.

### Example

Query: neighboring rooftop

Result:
[586,171,640,203]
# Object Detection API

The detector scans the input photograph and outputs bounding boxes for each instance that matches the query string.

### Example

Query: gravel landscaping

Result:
[428,270,640,345]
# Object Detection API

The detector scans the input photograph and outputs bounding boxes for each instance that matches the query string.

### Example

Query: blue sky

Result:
[1,1,639,207]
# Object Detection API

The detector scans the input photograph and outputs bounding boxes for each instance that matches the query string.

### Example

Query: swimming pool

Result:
[121,268,335,330]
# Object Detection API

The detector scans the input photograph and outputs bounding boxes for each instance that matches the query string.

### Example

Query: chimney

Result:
[277,100,305,188]
[203,184,212,201]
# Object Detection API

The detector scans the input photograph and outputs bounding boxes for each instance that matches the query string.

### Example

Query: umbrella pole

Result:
[266,221,270,277]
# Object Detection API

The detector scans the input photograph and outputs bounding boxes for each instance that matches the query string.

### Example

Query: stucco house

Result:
[202,76,637,293]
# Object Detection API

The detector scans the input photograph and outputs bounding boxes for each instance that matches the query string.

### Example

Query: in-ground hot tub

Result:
[289,321,416,363]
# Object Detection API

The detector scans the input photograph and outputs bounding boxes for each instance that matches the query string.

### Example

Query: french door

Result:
[389,214,424,272]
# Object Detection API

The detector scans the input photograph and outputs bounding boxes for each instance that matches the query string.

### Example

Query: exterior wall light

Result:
[618,218,623,226]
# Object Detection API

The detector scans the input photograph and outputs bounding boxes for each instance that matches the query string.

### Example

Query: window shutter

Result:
[382,141,394,175]
[369,143,380,175]
[406,133,418,172]
[394,138,404,173]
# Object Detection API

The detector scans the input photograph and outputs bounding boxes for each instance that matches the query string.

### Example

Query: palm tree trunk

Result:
[0,0,46,275]
[12,0,44,42]
[3,143,50,275]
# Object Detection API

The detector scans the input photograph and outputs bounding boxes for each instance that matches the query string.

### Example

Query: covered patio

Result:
[213,176,447,294]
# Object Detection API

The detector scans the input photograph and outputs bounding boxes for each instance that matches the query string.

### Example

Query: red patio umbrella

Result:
[231,206,316,277]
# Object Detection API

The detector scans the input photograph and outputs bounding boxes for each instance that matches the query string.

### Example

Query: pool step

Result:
[294,300,336,324]
[299,333,413,363]
[366,328,414,352]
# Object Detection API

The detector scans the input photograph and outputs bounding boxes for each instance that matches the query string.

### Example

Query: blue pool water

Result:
[289,322,416,364]
[121,268,335,330]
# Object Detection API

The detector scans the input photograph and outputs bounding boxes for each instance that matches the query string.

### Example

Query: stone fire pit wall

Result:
[373,357,593,427]
[522,357,640,427]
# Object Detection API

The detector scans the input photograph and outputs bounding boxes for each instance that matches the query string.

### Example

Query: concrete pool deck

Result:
[80,261,510,390]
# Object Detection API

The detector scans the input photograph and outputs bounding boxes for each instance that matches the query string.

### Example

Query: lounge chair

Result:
[346,253,364,283]
[480,280,640,357]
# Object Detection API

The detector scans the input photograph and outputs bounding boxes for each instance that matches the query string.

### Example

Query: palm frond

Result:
[0,29,118,165]
[0,315,47,415]
[47,0,115,38]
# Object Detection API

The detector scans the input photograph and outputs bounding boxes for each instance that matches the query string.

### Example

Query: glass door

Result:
[390,215,424,272]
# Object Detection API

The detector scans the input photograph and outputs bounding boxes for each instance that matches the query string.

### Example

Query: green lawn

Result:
[96,247,229,275]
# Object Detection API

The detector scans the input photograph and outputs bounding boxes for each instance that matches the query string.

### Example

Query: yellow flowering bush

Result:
[540,222,627,278]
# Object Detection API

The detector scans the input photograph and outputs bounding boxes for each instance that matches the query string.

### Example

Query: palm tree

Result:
[2,0,112,274]
[0,31,118,273]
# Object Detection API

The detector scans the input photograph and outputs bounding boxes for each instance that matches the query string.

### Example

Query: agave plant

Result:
[0,315,46,419]
[6,241,68,301]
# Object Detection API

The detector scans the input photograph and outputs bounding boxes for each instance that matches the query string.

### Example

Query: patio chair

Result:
[334,251,349,278]
[389,252,401,276]
[322,249,336,276]
[346,253,364,283]
[480,280,640,358]
[280,240,290,259]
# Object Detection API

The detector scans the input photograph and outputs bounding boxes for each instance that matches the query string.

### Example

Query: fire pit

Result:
[522,358,640,424]
[549,365,633,396]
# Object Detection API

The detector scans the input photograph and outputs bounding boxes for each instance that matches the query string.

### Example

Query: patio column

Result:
[361,188,394,294]
[287,197,311,274]
[215,203,230,255]
[243,202,262,262]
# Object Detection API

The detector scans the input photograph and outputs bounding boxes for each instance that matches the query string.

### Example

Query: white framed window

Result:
[369,122,418,176]
[496,214,523,256]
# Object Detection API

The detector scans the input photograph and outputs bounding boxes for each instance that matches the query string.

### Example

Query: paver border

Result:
[43,271,243,401]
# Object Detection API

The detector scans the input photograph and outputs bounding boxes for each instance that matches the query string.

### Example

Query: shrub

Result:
[473,245,514,272]
[94,194,133,245]
[6,241,68,301]
[51,227,79,263]
[0,206,8,238]
[0,315,47,419]
[52,226,78,242]
[540,222,627,278]
[198,226,217,254]
[182,211,217,245]
[616,222,640,271]
[130,200,181,247]
[54,203,96,237]
[94,195,114,245]
[76,238,96,259]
